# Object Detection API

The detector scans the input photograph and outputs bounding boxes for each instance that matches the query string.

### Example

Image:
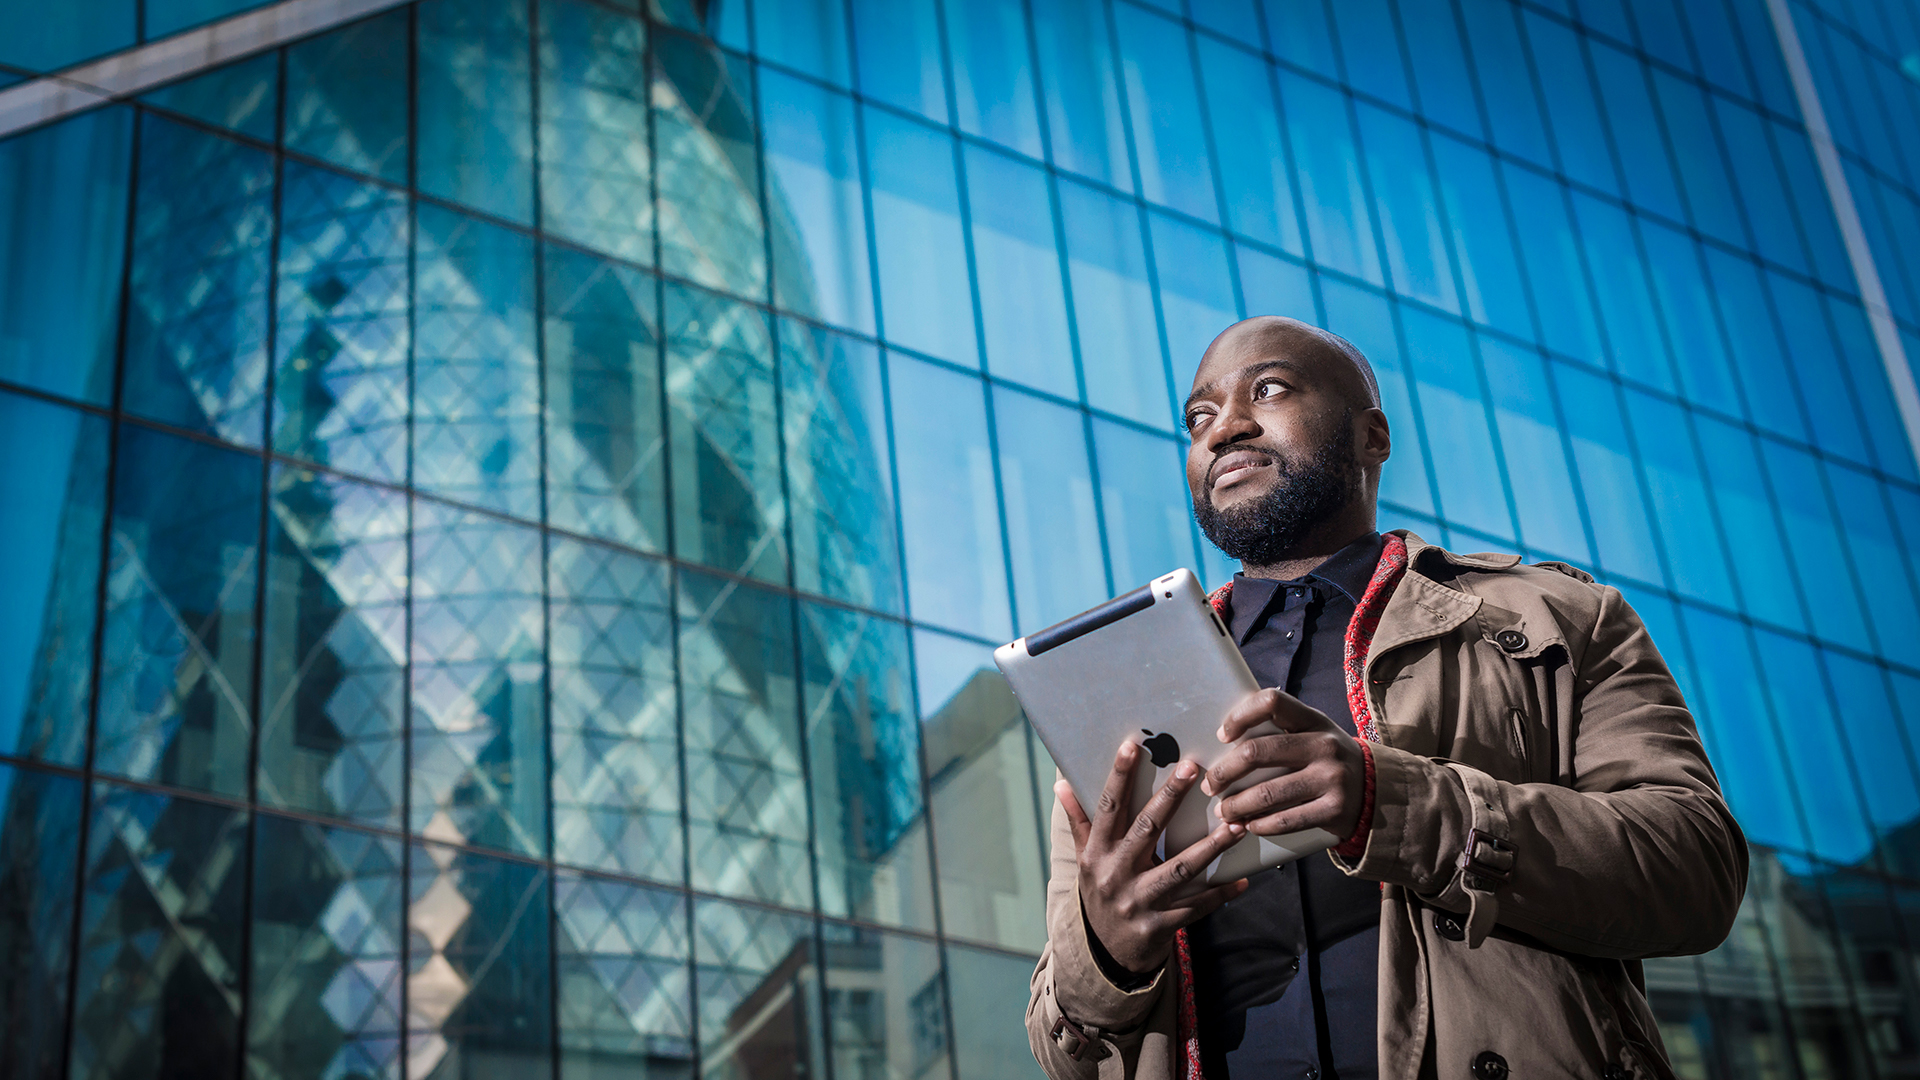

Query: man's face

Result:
[1183,328,1367,565]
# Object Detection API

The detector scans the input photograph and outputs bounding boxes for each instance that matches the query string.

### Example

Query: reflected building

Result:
[1,0,1920,1078]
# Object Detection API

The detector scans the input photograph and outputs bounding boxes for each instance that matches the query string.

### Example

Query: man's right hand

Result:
[1059,740,1253,978]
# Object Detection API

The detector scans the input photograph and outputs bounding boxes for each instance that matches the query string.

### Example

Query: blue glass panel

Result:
[1825,294,1918,483]
[1189,0,1263,41]
[1767,272,1871,465]
[550,537,680,883]
[1637,221,1741,418]
[1569,195,1675,392]
[1553,365,1664,585]
[945,0,1044,158]
[540,0,651,266]
[1428,135,1531,341]
[418,0,533,224]
[1355,103,1458,313]
[1058,180,1170,428]
[1525,14,1618,196]
[1235,245,1317,321]
[1332,0,1412,108]
[1757,442,1870,651]
[1675,0,1751,101]
[678,570,811,908]
[851,0,948,122]
[1320,281,1435,517]
[1279,72,1383,287]
[0,764,82,1080]
[692,897,825,1080]
[781,318,905,614]
[752,0,852,87]
[1711,98,1804,272]
[1751,630,1874,864]
[97,424,258,797]
[965,146,1075,400]
[1650,71,1747,251]
[1500,164,1603,363]
[1094,420,1196,587]
[1618,391,1737,610]
[1571,0,1633,40]
[1626,0,1692,71]
[124,115,273,446]
[1262,0,1341,80]
[664,282,787,583]
[555,872,692,1075]
[655,32,766,300]
[258,467,406,828]
[248,816,404,1080]
[1770,123,1853,289]
[1699,249,1805,441]
[1589,43,1686,224]
[1476,339,1591,564]
[801,604,935,929]
[1859,173,1920,330]
[819,922,953,1080]
[1030,0,1131,189]
[1152,214,1238,401]
[413,205,541,519]
[71,784,248,1080]
[1399,310,1513,540]
[1458,0,1552,166]
[0,108,129,406]
[994,389,1108,630]
[1825,464,1920,668]
[889,358,1011,639]
[1725,0,1798,117]
[0,394,105,765]
[947,944,1048,1080]
[140,52,277,143]
[865,108,978,367]
[1197,39,1304,257]
[146,0,270,36]
[1822,652,1920,846]
[407,843,553,1078]
[1690,415,1803,630]
[1674,608,1805,852]
[542,246,667,553]
[284,9,408,184]
[1114,5,1218,223]
[1397,0,1483,138]
[0,6,132,71]
[913,629,1047,951]
[275,163,410,484]
[763,70,874,334]
[410,499,547,856]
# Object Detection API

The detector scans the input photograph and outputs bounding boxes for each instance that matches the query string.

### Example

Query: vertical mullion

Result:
[399,3,419,1073]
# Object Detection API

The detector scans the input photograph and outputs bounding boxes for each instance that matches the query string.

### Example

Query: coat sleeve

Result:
[1334,584,1749,959]
[1027,790,1184,1079]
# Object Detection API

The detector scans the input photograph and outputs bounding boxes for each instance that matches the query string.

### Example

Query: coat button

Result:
[1434,913,1465,941]
[1604,1067,1630,1080]
[1495,629,1527,652]
[1472,1051,1509,1079]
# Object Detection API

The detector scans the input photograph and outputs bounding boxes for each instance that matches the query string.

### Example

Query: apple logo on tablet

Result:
[1139,729,1179,768]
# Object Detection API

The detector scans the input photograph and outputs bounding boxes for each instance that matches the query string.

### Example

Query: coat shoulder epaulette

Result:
[1530,560,1596,584]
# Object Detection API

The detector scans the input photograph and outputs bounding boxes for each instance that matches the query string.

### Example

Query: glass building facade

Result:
[2,0,1920,1076]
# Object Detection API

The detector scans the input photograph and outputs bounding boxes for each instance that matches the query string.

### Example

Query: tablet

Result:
[994,568,1340,886]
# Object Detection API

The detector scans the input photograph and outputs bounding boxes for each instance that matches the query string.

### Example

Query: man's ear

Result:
[1358,408,1391,467]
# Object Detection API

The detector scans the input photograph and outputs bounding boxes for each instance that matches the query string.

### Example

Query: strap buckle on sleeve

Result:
[1050,1014,1097,1061]
[1458,827,1514,890]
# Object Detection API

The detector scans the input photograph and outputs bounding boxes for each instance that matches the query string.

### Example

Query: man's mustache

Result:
[1205,446,1282,488]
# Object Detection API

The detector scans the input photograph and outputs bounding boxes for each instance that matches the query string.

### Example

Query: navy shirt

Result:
[1189,532,1384,1080]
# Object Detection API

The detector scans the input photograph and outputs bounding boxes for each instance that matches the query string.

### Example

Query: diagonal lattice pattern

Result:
[555,871,692,1067]
[539,0,653,265]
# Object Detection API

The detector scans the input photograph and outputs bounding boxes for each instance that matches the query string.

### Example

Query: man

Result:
[1025,317,1746,1080]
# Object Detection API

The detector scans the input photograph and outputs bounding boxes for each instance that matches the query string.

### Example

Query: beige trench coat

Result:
[1026,531,1748,1080]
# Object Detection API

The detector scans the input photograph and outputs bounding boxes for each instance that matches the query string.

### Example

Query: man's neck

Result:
[1237,517,1378,582]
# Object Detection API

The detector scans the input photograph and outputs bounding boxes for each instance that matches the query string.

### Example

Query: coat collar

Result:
[1365,530,1506,660]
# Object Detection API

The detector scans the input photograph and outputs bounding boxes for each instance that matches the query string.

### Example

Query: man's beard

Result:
[1193,418,1359,567]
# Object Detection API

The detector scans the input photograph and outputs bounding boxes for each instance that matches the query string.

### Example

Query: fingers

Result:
[1093,740,1144,843]
[1218,688,1329,743]
[1201,731,1314,797]
[1163,877,1253,925]
[1056,780,1092,852]
[1139,820,1248,905]
[1114,760,1205,862]
[1240,790,1345,838]
[1215,765,1324,824]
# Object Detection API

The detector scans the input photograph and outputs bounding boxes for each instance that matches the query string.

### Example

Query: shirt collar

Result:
[1225,532,1384,642]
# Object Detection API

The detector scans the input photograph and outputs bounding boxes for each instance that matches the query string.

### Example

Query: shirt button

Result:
[1472,1051,1510,1080]
[1284,630,1294,639]
[1305,1068,1321,1080]
[1496,629,1528,652]
[1289,958,1301,973]
[1604,1066,1630,1080]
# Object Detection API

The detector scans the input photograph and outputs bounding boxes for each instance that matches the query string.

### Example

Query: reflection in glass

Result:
[1428,134,1531,341]
[820,922,953,1080]
[1691,414,1804,631]
[1198,39,1304,258]
[1679,606,1805,855]
[1618,392,1737,612]
[965,145,1075,401]
[0,764,82,1080]
[655,30,765,300]
[1093,420,1195,590]
[1551,365,1664,586]
[550,538,681,884]
[1588,42,1685,224]
[1059,180,1170,429]
[762,69,874,334]
[946,943,1047,1080]
[284,8,409,184]
[97,424,260,797]
[1355,104,1457,314]
[1397,309,1512,542]
[540,0,652,266]
[1113,4,1216,223]
[410,500,547,856]
[945,0,1043,158]
[1568,195,1676,395]
[751,0,852,88]
[693,896,825,1080]
[1638,223,1741,419]
[1500,163,1603,365]
[556,871,693,1078]
[1030,0,1130,189]
[865,107,978,368]
[249,815,404,1080]
[1279,72,1382,288]
[850,0,948,123]
[1151,214,1238,400]
[1825,464,1920,670]
[1759,443,1867,652]
[1319,281,1435,519]
[995,388,1108,631]
[140,53,279,142]
[418,0,534,225]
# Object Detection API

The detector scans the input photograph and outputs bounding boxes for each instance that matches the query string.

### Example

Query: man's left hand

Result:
[1199,687,1366,840]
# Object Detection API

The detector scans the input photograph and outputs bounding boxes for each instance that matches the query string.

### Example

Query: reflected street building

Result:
[2,0,1920,1078]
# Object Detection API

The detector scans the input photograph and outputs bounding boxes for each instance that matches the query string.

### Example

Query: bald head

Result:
[1192,316,1380,414]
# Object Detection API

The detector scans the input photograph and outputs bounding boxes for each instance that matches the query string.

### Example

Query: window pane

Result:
[540,0,652,265]
[946,944,1048,1080]
[1114,6,1217,222]
[1198,40,1303,257]
[763,70,874,334]
[259,467,407,828]
[0,764,82,1080]
[1477,339,1591,564]
[98,424,259,797]
[1752,631,1872,865]
[1619,392,1736,610]
[851,0,948,122]
[1768,272,1870,466]
[1190,0,1261,40]
[1639,222,1741,419]
[1757,443,1869,651]
[1825,293,1917,483]
[1771,123,1852,289]
[1059,180,1170,428]
[1459,0,1552,166]
[418,0,533,224]
[802,604,935,930]
[1399,309,1512,541]
[1700,250,1805,442]
[1589,42,1686,223]
[1711,97,1806,275]
[414,204,542,520]
[781,319,904,614]
[1429,134,1530,341]
[1553,365,1663,586]
[1031,0,1131,189]
[550,538,680,884]
[1825,464,1920,669]
[1151,214,1237,400]
[248,817,404,1080]
[1279,72,1382,287]
[408,843,553,1079]
[678,570,811,908]
[284,9,409,184]
[1692,415,1802,629]
[751,0,852,88]
[1651,70,1747,250]
[1095,420,1197,590]
[945,0,1044,158]
[1320,280,1434,517]
[0,4,133,71]
[1356,103,1457,313]
[1822,653,1920,851]
[1675,608,1805,853]
[1235,245,1317,322]
[124,115,273,447]
[889,358,1011,640]
[655,32,765,300]
[820,923,953,1080]
[556,872,693,1077]
[1398,0,1484,139]
[1334,0,1413,108]
[274,163,411,485]
[1501,164,1603,364]
[1568,195,1675,394]
[995,389,1108,631]
[1525,13,1618,196]
[0,393,106,765]
[866,108,977,367]
[693,897,826,1080]
[543,246,667,553]
[0,108,129,407]
[1262,0,1340,81]
[140,53,279,143]
[965,145,1075,401]
[410,500,547,856]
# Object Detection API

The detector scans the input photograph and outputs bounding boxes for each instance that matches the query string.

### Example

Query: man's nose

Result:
[1204,403,1259,452]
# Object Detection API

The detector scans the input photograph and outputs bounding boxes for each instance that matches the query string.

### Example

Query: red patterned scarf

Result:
[1173,534,1409,1079]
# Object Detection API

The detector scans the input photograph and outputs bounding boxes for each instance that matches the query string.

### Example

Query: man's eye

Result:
[1254,379,1287,400]
[1185,410,1212,430]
